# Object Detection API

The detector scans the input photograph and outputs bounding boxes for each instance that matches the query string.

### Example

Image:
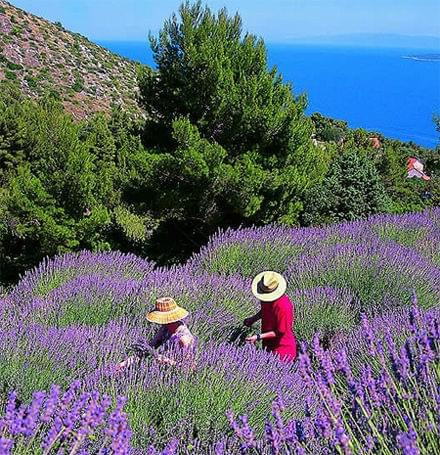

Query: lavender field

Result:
[0,209,439,454]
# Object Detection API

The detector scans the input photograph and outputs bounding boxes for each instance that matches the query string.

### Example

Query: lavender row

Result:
[190,207,440,278]
[1,304,438,454]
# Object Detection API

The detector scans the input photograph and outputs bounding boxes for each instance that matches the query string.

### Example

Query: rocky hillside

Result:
[0,1,142,118]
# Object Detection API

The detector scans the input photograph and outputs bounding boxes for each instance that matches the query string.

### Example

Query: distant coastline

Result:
[97,41,440,148]
[403,54,440,62]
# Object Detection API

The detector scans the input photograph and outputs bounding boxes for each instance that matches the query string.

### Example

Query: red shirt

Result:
[261,295,297,362]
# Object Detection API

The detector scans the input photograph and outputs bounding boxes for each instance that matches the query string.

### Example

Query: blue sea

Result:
[97,40,440,148]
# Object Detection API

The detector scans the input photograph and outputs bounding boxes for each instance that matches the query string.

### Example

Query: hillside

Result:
[0,1,142,118]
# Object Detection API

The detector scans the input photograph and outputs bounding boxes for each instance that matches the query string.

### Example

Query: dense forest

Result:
[0,2,439,285]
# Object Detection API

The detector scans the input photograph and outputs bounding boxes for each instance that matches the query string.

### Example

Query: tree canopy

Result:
[0,3,439,284]
[302,149,390,225]
[139,1,328,229]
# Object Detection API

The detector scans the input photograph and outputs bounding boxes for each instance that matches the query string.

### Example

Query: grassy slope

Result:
[0,0,143,118]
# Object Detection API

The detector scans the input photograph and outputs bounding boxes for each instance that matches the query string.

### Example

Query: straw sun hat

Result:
[146,297,189,324]
[251,271,287,302]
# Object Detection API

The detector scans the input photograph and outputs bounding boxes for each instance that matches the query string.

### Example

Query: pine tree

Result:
[303,150,390,224]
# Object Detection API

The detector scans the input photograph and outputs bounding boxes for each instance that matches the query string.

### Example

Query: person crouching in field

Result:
[244,271,297,362]
[116,297,196,371]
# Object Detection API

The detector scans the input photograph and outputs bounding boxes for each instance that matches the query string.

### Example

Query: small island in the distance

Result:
[403,54,440,62]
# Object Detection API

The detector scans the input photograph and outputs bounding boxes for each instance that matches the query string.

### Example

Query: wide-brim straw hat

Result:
[251,271,287,302]
[146,297,189,324]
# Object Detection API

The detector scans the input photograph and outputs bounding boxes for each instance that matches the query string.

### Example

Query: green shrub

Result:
[25,75,38,89]
[47,88,61,101]
[103,61,114,70]
[72,41,81,57]
[11,26,22,37]
[5,70,17,80]
[320,125,345,143]
[38,66,49,76]
[6,61,23,71]
[302,150,390,225]
[72,78,84,92]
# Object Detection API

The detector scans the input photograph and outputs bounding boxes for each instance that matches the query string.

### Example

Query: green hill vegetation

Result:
[0,0,141,118]
[0,1,439,285]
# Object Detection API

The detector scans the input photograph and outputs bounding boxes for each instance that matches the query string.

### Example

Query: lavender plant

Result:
[291,286,358,341]
[86,342,308,450]
[227,305,440,455]
[0,381,132,455]
[0,208,439,453]
[10,250,155,300]
[287,239,440,312]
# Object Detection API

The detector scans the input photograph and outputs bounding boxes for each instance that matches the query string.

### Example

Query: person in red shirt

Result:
[244,271,297,362]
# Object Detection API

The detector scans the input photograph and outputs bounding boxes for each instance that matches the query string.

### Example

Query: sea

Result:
[97,40,440,149]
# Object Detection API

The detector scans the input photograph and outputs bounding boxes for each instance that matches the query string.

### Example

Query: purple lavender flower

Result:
[214,441,225,455]
[22,391,46,437]
[0,391,18,433]
[312,334,335,385]
[271,397,285,435]
[360,366,381,408]
[161,438,179,455]
[298,344,314,388]
[365,435,375,453]
[106,397,132,455]
[239,415,257,450]
[315,372,341,418]
[435,386,440,435]
[226,411,257,452]
[397,431,420,455]
[41,384,61,423]
[315,407,333,440]
[264,421,281,455]
[0,438,13,455]
[41,415,64,453]
[334,423,351,455]
[283,420,306,455]
[360,313,377,357]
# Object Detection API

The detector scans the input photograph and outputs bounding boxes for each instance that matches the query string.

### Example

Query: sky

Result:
[8,0,440,43]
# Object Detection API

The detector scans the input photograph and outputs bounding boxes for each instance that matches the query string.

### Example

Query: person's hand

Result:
[243,317,254,327]
[115,356,135,373]
[156,354,177,366]
[246,335,258,344]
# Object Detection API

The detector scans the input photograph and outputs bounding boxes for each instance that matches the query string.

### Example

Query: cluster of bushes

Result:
[1,2,439,285]
[307,112,440,224]
[0,84,149,283]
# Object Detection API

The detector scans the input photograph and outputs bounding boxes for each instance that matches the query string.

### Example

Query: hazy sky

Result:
[8,0,440,42]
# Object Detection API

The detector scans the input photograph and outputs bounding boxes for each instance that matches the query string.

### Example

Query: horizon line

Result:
[92,32,440,45]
